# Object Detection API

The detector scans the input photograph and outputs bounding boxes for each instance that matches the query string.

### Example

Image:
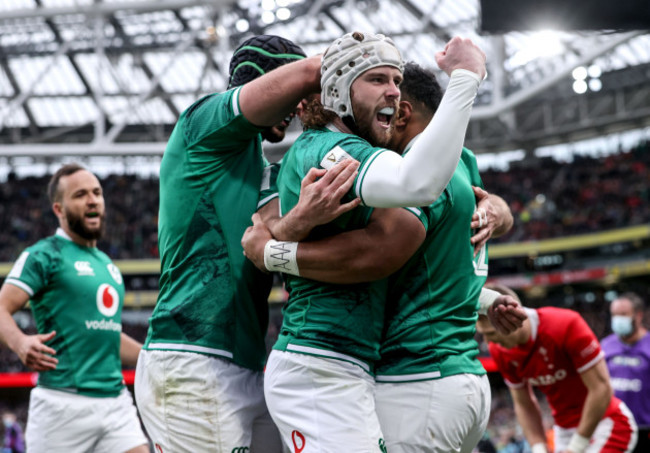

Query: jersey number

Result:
[473,243,488,276]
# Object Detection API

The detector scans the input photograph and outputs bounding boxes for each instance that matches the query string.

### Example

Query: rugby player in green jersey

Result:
[372,63,520,453]
[243,57,525,451]
[135,34,361,453]
[240,31,520,452]
[0,163,148,453]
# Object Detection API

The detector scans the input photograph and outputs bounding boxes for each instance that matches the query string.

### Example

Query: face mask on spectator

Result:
[611,315,634,338]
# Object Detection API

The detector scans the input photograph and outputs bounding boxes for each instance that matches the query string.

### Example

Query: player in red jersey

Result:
[476,284,637,453]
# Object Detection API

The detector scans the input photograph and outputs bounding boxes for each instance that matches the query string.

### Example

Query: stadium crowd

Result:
[483,140,650,243]
[0,173,159,262]
[0,141,648,263]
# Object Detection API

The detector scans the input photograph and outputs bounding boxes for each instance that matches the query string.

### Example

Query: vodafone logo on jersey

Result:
[528,369,568,386]
[96,284,119,317]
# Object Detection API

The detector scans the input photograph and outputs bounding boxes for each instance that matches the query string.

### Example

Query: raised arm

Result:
[0,283,58,371]
[239,55,321,127]
[359,37,486,208]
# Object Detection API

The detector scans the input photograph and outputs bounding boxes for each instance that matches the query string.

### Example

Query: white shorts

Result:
[25,386,148,453]
[264,350,385,453]
[135,349,283,453]
[553,400,638,453]
[375,373,491,453]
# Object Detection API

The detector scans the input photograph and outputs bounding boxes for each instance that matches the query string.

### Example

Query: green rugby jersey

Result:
[145,86,273,371]
[376,148,487,382]
[5,229,126,397]
[274,127,427,373]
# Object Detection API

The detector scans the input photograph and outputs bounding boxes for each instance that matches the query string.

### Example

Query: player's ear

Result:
[52,201,63,217]
[395,101,411,127]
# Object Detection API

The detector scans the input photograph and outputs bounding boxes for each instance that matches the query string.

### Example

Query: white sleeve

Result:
[359,69,481,208]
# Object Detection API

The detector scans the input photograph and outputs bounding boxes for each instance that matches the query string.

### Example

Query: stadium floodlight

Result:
[588,64,602,78]
[572,66,587,81]
[589,78,602,92]
[261,10,275,24]
[572,80,588,94]
[276,8,291,20]
[235,19,250,33]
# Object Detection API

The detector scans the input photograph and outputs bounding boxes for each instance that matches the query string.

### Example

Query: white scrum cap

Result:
[321,31,403,120]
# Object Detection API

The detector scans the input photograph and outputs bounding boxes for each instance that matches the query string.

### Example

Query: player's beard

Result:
[67,211,104,240]
[351,102,394,148]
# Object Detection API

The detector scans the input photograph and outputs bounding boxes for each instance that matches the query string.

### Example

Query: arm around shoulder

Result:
[238,55,321,127]
[292,207,426,283]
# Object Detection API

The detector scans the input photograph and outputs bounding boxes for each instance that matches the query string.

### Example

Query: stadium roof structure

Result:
[0,0,649,164]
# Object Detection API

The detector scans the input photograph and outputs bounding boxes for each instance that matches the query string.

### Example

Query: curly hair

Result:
[300,96,338,130]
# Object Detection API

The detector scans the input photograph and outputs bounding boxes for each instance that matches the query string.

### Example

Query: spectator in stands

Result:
[602,292,650,453]
[2,411,24,453]
[477,284,638,453]
[0,163,148,453]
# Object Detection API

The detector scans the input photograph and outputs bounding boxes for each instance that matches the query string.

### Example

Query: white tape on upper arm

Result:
[320,146,352,170]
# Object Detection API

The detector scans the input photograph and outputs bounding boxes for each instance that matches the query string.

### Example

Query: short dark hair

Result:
[617,292,645,313]
[228,35,306,89]
[399,62,443,121]
[47,163,86,203]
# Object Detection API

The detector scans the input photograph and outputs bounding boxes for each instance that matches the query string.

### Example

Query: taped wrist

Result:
[478,288,500,315]
[263,240,300,276]
[567,433,590,453]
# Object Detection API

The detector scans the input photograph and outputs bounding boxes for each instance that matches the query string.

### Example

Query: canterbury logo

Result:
[379,438,387,453]
[231,448,249,453]
[269,242,294,271]
[74,260,94,276]
[292,430,305,453]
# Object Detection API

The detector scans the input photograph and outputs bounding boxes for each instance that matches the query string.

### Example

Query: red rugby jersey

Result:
[489,307,622,428]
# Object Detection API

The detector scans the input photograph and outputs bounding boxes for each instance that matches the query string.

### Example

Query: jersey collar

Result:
[525,308,540,341]
[55,227,73,242]
[403,133,421,154]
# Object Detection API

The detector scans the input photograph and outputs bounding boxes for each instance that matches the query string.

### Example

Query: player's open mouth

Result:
[377,107,395,128]
[86,212,99,218]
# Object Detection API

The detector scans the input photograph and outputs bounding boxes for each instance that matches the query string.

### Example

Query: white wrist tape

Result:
[530,443,547,453]
[263,240,300,276]
[478,288,501,315]
[567,433,590,453]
